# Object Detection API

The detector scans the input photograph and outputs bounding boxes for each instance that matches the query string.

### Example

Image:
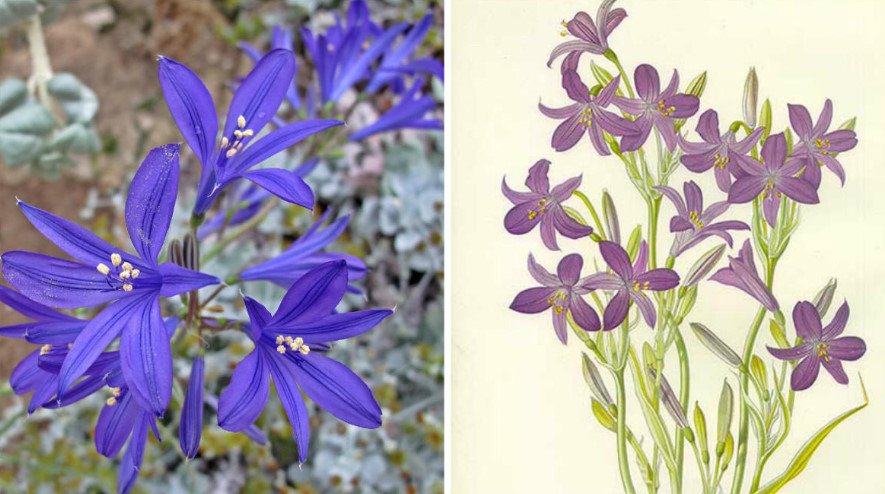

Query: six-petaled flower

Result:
[656,181,749,257]
[709,240,778,312]
[547,0,627,70]
[788,99,858,187]
[679,109,764,193]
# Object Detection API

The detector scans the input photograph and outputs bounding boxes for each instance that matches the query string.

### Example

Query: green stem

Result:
[573,190,606,240]
[201,198,280,264]
[673,328,690,491]
[731,258,777,494]
[647,198,661,269]
[614,319,637,494]
[605,49,636,99]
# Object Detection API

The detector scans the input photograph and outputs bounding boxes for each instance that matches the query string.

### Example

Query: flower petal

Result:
[217,349,270,432]
[16,201,125,267]
[158,263,219,297]
[821,357,848,385]
[292,352,382,428]
[527,253,559,286]
[580,272,623,291]
[273,260,348,327]
[223,49,296,140]
[634,64,660,102]
[179,356,205,459]
[696,109,721,143]
[331,23,409,101]
[777,177,819,204]
[273,309,392,345]
[243,295,272,340]
[792,301,823,340]
[120,295,171,416]
[551,113,585,152]
[599,241,632,279]
[510,287,555,314]
[95,391,138,457]
[788,104,814,139]
[727,176,764,204]
[118,413,150,494]
[557,254,584,285]
[126,144,180,263]
[790,356,820,391]
[767,344,811,361]
[633,292,656,328]
[242,168,315,209]
[635,269,680,290]
[0,285,73,321]
[503,201,542,235]
[157,57,218,167]
[571,295,601,332]
[265,355,311,463]
[822,301,849,339]
[228,120,342,176]
[603,289,629,330]
[828,336,866,361]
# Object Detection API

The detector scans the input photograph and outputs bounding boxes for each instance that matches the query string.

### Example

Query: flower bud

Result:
[690,322,742,368]
[694,403,709,464]
[742,67,759,127]
[716,380,734,451]
[582,353,613,406]
[813,278,837,317]
[684,244,726,286]
[601,190,620,245]
[759,98,772,140]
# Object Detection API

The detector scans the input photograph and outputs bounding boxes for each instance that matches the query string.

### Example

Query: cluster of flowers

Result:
[0,1,441,492]
[502,1,864,492]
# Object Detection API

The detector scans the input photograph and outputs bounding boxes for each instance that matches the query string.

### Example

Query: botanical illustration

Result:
[502,1,864,493]
[0,1,442,492]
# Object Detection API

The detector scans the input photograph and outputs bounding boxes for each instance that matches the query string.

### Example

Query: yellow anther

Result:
[40,344,51,355]
[276,335,285,345]
[226,148,238,158]
[242,129,254,137]
[110,387,121,397]
[561,20,567,27]
[106,397,117,406]
[528,211,538,220]
[119,271,131,279]
[131,269,140,279]
[276,344,286,354]
[221,137,230,148]
[233,130,243,139]
[689,211,704,229]
[299,346,311,355]
[237,115,246,128]
[111,253,122,267]
[560,30,568,37]
[122,283,133,292]
[121,262,133,272]
[293,337,304,348]
[97,263,111,275]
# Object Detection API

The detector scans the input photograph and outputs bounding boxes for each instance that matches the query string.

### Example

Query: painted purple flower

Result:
[547,0,627,69]
[679,109,763,193]
[768,301,865,391]
[502,159,594,250]
[510,254,601,343]
[709,240,778,312]
[727,133,819,226]
[240,210,367,292]
[613,64,700,151]
[539,71,638,154]
[656,181,749,257]
[788,99,858,187]
[583,241,680,330]
[218,260,391,463]
[159,51,342,215]
[0,144,219,417]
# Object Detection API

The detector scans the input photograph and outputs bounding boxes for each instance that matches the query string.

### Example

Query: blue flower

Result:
[218,260,391,463]
[365,13,441,94]
[1,144,218,417]
[158,51,342,214]
[239,210,367,292]
[351,77,442,141]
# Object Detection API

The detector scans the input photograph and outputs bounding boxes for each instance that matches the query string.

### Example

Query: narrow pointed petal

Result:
[828,336,866,361]
[557,254,584,285]
[510,287,556,314]
[579,272,623,290]
[1,252,123,309]
[0,285,73,321]
[218,350,270,432]
[16,201,123,266]
[224,49,295,139]
[778,177,819,204]
[58,296,148,397]
[571,295,601,332]
[274,309,392,345]
[552,310,567,343]
[603,289,630,330]
[504,201,542,235]
[822,301,849,339]
[331,23,409,101]
[120,296,171,416]
[632,241,648,274]
[633,293,657,328]
[117,414,150,494]
[552,207,594,240]
[790,356,820,391]
[540,216,559,250]
[528,253,560,286]
[767,344,811,361]
[293,352,382,428]
[727,177,764,204]
[821,358,848,385]
[243,295,272,340]
[10,350,43,395]
[266,356,311,463]
[179,357,205,459]
[551,113,584,152]
[158,57,218,166]
[696,109,720,143]
[635,269,680,290]
[158,263,219,297]
[793,301,823,340]
[634,64,660,101]
[655,185,688,218]
[273,261,348,327]
[228,120,342,176]
[788,104,814,138]
[243,168,315,209]
[126,144,180,263]
[95,391,138,457]
[599,241,632,279]
[23,320,87,345]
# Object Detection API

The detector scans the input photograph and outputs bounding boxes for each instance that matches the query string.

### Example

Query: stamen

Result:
[106,397,117,406]
[226,148,238,158]
[110,387,121,397]
[276,335,285,345]
[221,137,229,148]
[122,283,133,292]
[119,271,131,279]
[242,129,254,137]
[131,269,140,279]
[110,253,122,267]
[121,262,133,272]
[276,344,286,354]
[97,263,110,275]
[689,211,704,229]
[237,115,246,129]
[40,344,51,355]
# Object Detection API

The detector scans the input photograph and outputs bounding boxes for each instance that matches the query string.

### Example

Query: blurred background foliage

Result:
[0,0,443,492]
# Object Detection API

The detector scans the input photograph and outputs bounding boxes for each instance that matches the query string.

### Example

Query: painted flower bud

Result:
[685,244,726,286]
[626,225,642,262]
[582,353,613,406]
[742,67,759,127]
[839,116,857,131]
[813,278,838,317]
[675,71,708,132]
[750,355,768,400]
[677,285,697,320]
[759,98,772,141]
[690,322,742,368]
[601,190,621,245]
[649,367,688,428]
[716,380,734,455]
[694,402,710,464]
[590,60,615,87]
[591,398,617,432]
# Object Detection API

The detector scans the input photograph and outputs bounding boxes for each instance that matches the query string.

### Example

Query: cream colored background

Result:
[451,1,885,492]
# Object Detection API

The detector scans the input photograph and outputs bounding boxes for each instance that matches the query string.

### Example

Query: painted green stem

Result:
[615,320,637,494]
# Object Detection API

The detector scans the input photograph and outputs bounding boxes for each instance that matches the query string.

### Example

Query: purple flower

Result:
[350,77,442,141]
[510,254,601,343]
[768,301,865,391]
[0,285,87,344]
[613,64,700,151]
[679,109,763,193]
[547,0,627,69]
[366,13,440,94]
[788,99,858,187]
[709,240,778,312]
[502,159,594,250]
[179,356,204,460]
[656,181,749,257]
[240,210,367,292]
[0,144,219,417]
[583,241,680,330]
[726,133,819,226]
[240,26,301,110]
[217,260,391,463]
[158,51,342,215]
[539,71,638,154]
